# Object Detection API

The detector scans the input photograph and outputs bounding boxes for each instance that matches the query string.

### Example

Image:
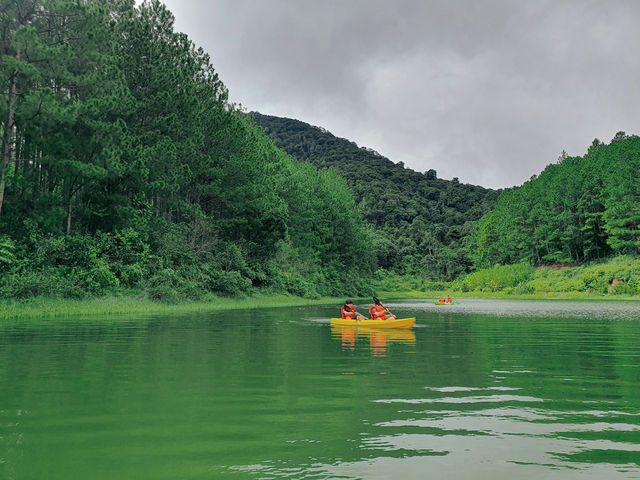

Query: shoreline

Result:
[379,290,640,302]
[2,290,639,321]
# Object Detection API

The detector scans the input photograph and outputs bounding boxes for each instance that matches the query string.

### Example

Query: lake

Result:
[1,298,640,479]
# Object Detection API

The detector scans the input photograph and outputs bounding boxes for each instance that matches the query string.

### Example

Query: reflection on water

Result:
[2,300,640,479]
[331,326,416,356]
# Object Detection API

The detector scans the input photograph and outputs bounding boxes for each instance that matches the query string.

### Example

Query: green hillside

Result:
[252,112,500,280]
[471,133,640,269]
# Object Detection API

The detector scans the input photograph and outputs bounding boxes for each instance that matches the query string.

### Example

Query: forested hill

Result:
[471,132,640,269]
[252,112,500,279]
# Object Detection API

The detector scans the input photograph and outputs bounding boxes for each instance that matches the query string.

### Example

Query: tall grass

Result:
[455,256,640,296]
[374,256,640,299]
[0,294,347,321]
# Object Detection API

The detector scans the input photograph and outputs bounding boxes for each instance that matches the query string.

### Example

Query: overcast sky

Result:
[158,0,640,189]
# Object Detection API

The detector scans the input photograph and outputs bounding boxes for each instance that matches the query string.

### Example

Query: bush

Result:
[146,268,201,302]
[0,268,85,299]
[460,263,534,292]
[528,270,583,293]
[0,236,16,270]
[116,263,145,288]
[208,270,252,297]
[82,263,119,295]
[279,271,319,298]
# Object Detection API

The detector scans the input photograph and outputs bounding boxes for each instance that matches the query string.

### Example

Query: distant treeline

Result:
[471,133,640,268]
[252,112,500,280]
[0,0,373,300]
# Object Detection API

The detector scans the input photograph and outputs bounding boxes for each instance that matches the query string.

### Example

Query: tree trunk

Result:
[12,133,22,186]
[67,194,73,235]
[0,51,21,216]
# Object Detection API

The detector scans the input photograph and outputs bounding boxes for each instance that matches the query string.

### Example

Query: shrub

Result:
[461,263,534,291]
[82,263,119,295]
[0,268,85,299]
[116,263,145,288]
[279,271,319,298]
[208,270,252,297]
[0,236,16,270]
[146,268,201,302]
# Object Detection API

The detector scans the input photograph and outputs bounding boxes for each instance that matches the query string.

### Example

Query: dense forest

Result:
[471,133,640,269]
[252,113,500,280]
[0,0,374,300]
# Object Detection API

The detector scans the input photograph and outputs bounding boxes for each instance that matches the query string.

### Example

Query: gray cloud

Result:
[159,0,640,188]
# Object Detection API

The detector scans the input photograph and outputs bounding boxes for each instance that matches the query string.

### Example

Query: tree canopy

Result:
[0,0,374,299]
[470,133,640,269]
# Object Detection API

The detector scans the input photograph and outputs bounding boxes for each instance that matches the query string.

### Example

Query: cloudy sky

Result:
[159,0,640,189]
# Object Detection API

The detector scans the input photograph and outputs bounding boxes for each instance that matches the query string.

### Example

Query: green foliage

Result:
[470,135,640,269]
[375,270,449,293]
[146,269,201,303]
[455,256,640,296]
[0,236,15,270]
[527,269,584,294]
[252,112,499,280]
[0,268,85,299]
[457,263,534,292]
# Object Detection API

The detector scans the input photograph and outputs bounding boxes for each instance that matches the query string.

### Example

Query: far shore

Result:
[2,290,639,321]
[380,290,640,301]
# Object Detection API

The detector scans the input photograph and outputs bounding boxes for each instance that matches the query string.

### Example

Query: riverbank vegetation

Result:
[377,256,640,298]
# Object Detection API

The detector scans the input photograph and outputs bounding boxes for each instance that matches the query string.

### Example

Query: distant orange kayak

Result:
[330,317,416,328]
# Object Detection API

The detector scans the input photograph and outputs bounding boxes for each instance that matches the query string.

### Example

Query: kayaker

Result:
[341,300,366,320]
[446,295,453,304]
[369,297,397,321]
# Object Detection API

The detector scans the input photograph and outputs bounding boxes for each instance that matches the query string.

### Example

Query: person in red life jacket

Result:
[369,297,397,321]
[446,295,453,304]
[341,299,366,320]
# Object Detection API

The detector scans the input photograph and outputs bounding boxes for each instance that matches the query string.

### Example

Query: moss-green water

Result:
[2,300,640,479]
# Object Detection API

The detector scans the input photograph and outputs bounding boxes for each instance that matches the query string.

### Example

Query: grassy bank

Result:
[376,255,640,301]
[377,289,640,301]
[0,294,347,321]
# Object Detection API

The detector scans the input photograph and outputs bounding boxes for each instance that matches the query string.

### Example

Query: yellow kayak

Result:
[330,317,416,329]
[434,301,453,305]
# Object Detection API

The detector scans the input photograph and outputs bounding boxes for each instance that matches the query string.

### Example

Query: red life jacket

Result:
[341,304,355,319]
[369,304,386,319]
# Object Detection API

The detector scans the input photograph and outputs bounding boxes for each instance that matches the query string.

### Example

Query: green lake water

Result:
[1,299,640,479]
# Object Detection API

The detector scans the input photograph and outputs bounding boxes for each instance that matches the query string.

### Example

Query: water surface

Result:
[1,299,640,479]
